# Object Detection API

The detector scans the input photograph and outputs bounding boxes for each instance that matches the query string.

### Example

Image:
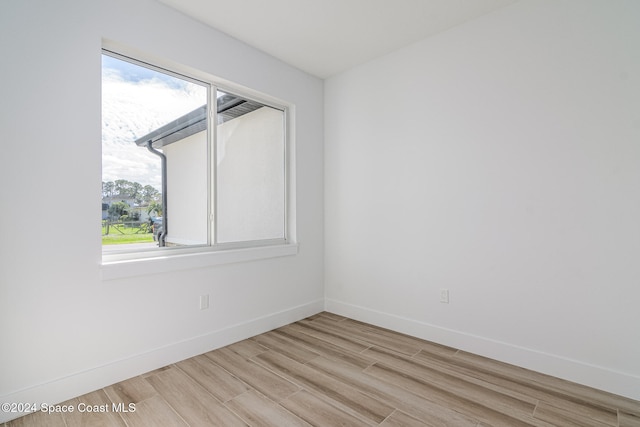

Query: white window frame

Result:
[100,48,297,280]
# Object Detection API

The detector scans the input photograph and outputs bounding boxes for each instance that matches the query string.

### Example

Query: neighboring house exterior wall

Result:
[162,106,285,246]
[101,196,150,222]
[164,130,208,246]
[217,106,285,243]
[102,196,136,208]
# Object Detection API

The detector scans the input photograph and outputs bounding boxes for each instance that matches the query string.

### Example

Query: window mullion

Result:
[210,86,218,246]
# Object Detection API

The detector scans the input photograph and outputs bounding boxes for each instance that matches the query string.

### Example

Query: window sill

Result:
[100,243,298,281]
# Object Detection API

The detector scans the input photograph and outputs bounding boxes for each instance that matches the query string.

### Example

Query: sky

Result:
[102,54,207,192]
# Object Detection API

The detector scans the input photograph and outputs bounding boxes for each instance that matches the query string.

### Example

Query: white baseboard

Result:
[325,298,640,401]
[0,299,324,423]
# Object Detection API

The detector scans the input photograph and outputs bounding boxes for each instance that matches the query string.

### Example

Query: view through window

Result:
[102,52,286,256]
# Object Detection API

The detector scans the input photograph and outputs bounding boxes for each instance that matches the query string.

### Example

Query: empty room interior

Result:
[1,0,639,425]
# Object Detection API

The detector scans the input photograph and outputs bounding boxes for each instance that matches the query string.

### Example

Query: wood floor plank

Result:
[304,316,395,346]
[620,411,640,427]
[226,338,269,359]
[103,374,157,405]
[5,410,66,427]
[379,410,432,427]
[176,354,249,403]
[312,312,347,322]
[225,389,312,427]
[411,349,539,405]
[141,365,173,378]
[412,349,619,426]
[254,350,395,424]
[146,367,247,426]
[280,390,372,427]
[306,355,480,426]
[454,350,640,416]
[536,399,618,426]
[334,319,431,356]
[365,363,552,427]
[252,330,321,363]
[288,320,371,354]
[363,346,539,422]
[310,316,459,359]
[533,401,613,427]
[205,346,300,402]
[274,326,375,369]
[7,312,639,426]
[118,395,187,427]
[63,390,127,427]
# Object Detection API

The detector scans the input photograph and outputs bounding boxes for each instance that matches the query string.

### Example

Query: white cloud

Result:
[102,68,206,191]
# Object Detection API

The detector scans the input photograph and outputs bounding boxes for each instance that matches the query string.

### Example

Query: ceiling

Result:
[157,0,516,79]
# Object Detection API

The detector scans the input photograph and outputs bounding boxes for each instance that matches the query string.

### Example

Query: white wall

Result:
[325,0,640,399]
[0,0,323,422]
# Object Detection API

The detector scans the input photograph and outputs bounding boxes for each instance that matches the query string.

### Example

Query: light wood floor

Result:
[6,312,640,426]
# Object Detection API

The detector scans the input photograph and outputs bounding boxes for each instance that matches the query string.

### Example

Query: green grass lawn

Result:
[102,222,154,245]
[102,234,154,245]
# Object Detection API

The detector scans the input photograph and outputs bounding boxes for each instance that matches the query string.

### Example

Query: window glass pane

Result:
[102,54,208,252]
[216,90,285,243]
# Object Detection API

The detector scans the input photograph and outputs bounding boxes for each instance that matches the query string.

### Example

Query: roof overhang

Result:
[134,93,263,148]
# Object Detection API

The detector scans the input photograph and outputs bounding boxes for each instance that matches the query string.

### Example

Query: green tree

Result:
[114,179,136,198]
[147,201,163,217]
[142,185,160,204]
[108,201,130,220]
[102,181,115,198]
[131,181,143,204]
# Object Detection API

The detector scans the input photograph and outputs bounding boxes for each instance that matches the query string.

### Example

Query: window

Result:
[102,51,288,260]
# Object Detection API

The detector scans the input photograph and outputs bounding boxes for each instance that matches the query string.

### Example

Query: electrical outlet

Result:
[440,289,449,304]
[199,294,209,310]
